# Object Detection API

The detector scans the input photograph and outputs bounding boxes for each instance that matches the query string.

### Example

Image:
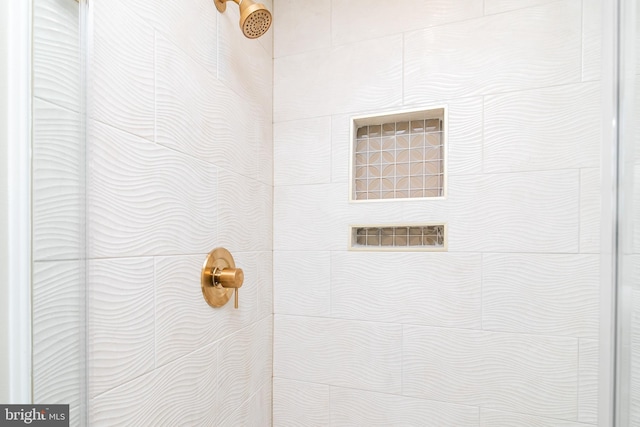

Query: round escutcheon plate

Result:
[201,247,235,307]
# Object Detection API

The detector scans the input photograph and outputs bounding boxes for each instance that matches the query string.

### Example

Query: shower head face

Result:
[239,1,272,39]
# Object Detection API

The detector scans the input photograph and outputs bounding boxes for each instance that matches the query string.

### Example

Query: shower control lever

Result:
[213,266,243,309]
[201,248,244,309]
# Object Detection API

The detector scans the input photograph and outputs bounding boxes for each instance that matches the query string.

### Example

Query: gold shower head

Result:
[215,0,272,39]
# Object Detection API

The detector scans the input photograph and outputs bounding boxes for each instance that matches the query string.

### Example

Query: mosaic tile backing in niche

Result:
[351,225,446,251]
[353,110,444,200]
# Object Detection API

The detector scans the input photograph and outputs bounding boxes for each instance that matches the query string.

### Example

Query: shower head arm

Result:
[214,0,241,13]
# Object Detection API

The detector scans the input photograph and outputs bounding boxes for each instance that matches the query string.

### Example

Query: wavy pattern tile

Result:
[274,315,402,393]
[331,252,481,328]
[217,317,272,422]
[89,258,155,398]
[582,0,602,81]
[482,254,599,338]
[484,82,600,173]
[33,0,80,111]
[483,0,560,14]
[274,0,331,58]
[90,0,154,140]
[274,183,348,251]
[273,378,330,427]
[331,114,351,184]
[274,251,330,316]
[109,0,218,74]
[32,98,83,261]
[274,117,332,186]
[220,380,272,427]
[33,261,83,427]
[330,387,479,427]
[403,326,578,419]
[218,171,272,253]
[404,1,581,102]
[155,35,259,179]
[155,254,257,366]
[274,49,332,121]
[445,171,580,252]
[480,408,593,426]
[274,35,402,122]
[88,121,217,258]
[91,342,218,426]
[256,251,274,321]
[580,168,601,253]
[578,339,598,424]
[332,0,483,46]
[441,97,483,176]
[256,109,274,186]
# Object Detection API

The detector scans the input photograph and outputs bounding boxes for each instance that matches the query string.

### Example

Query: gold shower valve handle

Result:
[214,267,244,309]
[201,248,244,309]
[214,267,244,289]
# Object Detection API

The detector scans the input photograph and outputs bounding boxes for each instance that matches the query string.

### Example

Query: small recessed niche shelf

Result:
[350,106,446,202]
[350,224,447,252]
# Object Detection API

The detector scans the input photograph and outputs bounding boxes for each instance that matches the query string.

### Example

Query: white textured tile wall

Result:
[274,251,331,316]
[273,379,330,426]
[89,258,155,398]
[582,0,602,81]
[33,261,83,427]
[483,0,561,15]
[32,1,86,423]
[482,254,599,338]
[331,0,483,46]
[33,0,80,111]
[330,387,480,427]
[274,1,602,424]
[446,171,580,253]
[578,339,599,423]
[91,342,218,426]
[580,168,602,253]
[404,1,582,102]
[275,35,403,121]
[274,116,332,186]
[87,0,273,422]
[90,0,155,140]
[274,315,402,393]
[115,0,219,74]
[217,317,272,422]
[331,252,481,328]
[219,381,272,427]
[155,35,258,177]
[274,0,331,58]
[403,326,578,419]
[88,121,218,258]
[32,98,83,261]
[484,82,600,173]
[480,409,595,427]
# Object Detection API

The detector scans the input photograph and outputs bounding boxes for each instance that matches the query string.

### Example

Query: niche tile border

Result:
[349,106,447,202]
[349,224,448,252]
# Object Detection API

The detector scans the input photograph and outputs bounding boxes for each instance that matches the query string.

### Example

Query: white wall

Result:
[31,0,85,423]
[85,0,273,424]
[0,0,11,404]
[273,0,602,425]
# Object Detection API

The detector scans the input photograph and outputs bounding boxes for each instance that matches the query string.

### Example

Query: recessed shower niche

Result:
[350,107,446,201]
